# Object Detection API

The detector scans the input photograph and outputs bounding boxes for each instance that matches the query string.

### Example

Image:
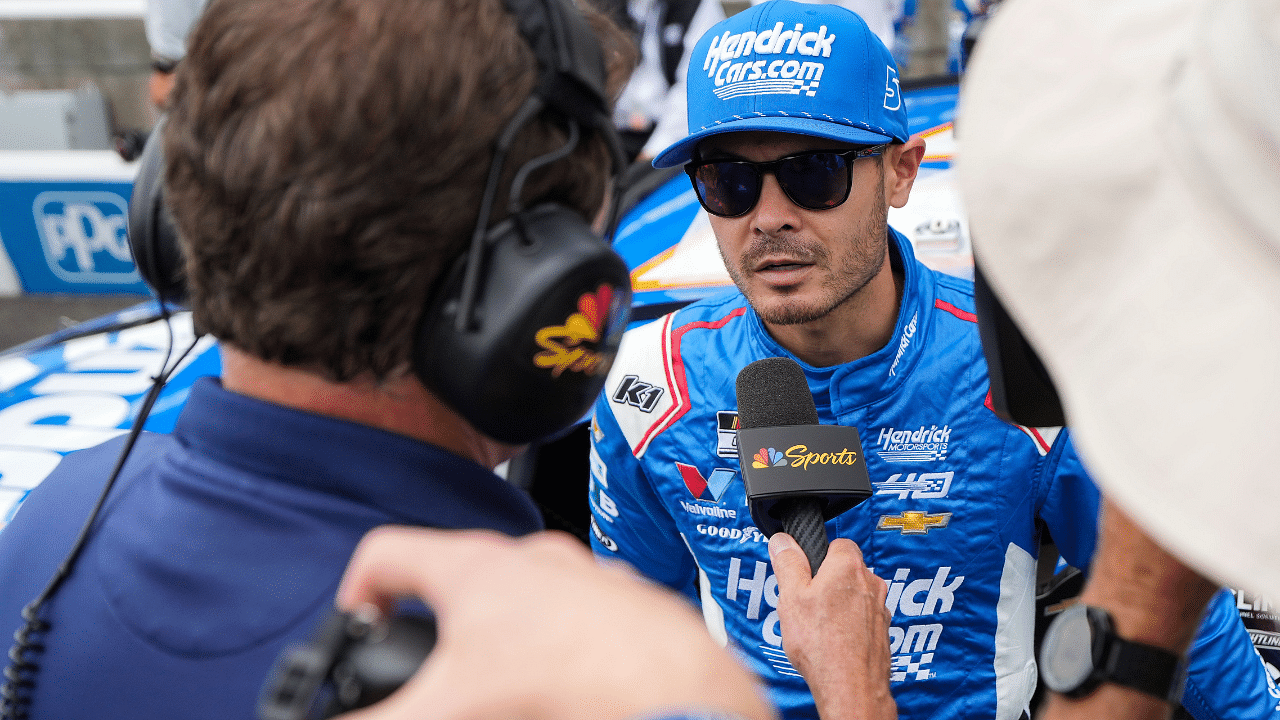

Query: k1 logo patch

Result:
[612,374,664,412]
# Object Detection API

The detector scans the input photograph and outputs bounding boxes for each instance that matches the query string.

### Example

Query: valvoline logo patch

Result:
[676,462,735,502]
[751,447,787,468]
[533,284,617,377]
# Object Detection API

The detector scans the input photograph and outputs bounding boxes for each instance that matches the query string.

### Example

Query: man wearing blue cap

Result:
[588,2,1280,720]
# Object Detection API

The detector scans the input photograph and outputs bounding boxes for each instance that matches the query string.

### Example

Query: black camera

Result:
[257,609,436,720]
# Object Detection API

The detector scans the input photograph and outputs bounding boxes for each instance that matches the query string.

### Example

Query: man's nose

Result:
[751,173,801,234]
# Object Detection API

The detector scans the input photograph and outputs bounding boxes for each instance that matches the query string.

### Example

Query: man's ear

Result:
[884,136,926,209]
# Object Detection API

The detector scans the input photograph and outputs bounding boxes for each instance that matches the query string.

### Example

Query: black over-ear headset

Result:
[125,0,633,445]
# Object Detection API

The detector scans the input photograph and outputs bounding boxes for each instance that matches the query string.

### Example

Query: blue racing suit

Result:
[589,230,1280,720]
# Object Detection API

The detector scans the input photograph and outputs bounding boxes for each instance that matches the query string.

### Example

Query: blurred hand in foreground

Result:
[769,534,898,720]
[332,526,777,720]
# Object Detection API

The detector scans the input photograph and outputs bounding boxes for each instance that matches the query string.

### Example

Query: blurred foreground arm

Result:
[1041,500,1220,720]
[332,526,777,720]
[769,534,897,720]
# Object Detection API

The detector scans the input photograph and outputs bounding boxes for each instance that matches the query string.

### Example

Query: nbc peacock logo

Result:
[751,447,787,469]
[533,284,618,377]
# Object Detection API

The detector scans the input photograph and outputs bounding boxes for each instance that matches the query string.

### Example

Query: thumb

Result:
[768,532,812,594]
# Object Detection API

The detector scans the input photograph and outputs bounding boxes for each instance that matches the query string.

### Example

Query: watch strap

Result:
[1102,629,1188,703]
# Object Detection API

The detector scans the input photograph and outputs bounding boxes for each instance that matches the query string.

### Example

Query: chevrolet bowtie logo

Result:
[877,511,952,535]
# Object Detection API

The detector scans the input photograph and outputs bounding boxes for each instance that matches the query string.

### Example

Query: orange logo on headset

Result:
[534,284,616,377]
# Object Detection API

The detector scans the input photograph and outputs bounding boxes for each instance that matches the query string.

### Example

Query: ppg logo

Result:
[33,191,140,284]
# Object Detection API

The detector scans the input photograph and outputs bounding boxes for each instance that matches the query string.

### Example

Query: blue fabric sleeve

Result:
[1034,430,1101,572]
[587,395,700,603]
[1038,434,1280,719]
[1180,589,1280,720]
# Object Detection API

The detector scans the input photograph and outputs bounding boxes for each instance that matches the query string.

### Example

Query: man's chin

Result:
[750,295,834,326]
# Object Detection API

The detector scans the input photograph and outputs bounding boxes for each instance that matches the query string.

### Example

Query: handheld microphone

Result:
[735,357,873,575]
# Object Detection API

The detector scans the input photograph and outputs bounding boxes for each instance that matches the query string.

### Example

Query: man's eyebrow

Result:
[696,148,750,162]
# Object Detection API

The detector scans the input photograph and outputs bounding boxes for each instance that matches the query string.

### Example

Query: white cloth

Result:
[751,0,903,52]
[958,0,1280,596]
[145,0,209,64]
[614,0,727,158]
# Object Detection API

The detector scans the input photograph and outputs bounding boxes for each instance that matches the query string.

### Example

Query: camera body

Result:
[258,610,436,720]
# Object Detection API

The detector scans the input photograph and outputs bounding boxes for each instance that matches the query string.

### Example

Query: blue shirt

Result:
[0,377,542,719]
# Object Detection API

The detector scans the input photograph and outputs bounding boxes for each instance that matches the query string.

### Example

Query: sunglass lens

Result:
[777,153,850,210]
[694,163,760,217]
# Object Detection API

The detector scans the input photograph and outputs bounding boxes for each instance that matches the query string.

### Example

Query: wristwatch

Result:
[1038,603,1187,702]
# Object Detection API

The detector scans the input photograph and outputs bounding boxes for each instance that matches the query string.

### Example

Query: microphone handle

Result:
[778,497,828,576]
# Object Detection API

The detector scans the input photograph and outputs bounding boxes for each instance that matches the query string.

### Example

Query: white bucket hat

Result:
[959,0,1280,596]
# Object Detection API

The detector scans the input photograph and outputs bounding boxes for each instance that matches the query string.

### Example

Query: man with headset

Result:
[0,0,653,717]
[587,2,1279,720]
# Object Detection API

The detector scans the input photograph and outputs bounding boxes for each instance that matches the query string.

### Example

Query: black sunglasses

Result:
[684,145,888,218]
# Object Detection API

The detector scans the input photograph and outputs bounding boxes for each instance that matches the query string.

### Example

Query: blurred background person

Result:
[144,0,208,110]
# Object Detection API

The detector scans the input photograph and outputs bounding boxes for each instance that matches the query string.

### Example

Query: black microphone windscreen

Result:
[735,357,819,429]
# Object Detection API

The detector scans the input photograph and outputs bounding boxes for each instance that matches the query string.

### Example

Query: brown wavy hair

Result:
[164,0,634,381]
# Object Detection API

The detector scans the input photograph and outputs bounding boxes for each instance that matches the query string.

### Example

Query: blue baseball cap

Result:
[651,0,909,169]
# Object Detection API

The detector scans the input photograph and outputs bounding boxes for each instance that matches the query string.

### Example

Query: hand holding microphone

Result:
[738,358,897,718]
[768,534,897,720]
[735,357,873,575]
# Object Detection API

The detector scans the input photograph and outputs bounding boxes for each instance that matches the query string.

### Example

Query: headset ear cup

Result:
[127,116,188,304]
[415,204,631,444]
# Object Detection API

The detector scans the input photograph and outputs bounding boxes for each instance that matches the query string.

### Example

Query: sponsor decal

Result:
[1232,587,1280,681]
[696,523,767,544]
[588,442,618,524]
[880,566,964,683]
[888,312,917,377]
[590,517,618,552]
[881,567,964,617]
[716,411,739,457]
[728,557,783,645]
[589,442,608,489]
[591,485,619,522]
[533,284,618,377]
[33,191,140,284]
[890,637,938,680]
[751,447,787,468]
[679,500,738,519]
[612,374,665,412]
[752,444,860,470]
[877,511,951,535]
[724,557,963,682]
[1253,630,1280,650]
[676,462,736,502]
[590,412,604,442]
[873,471,953,500]
[875,424,952,463]
[701,23,836,100]
[0,315,214,529]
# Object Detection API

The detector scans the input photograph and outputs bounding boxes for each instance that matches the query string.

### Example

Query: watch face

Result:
[1040,603,1095,692]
